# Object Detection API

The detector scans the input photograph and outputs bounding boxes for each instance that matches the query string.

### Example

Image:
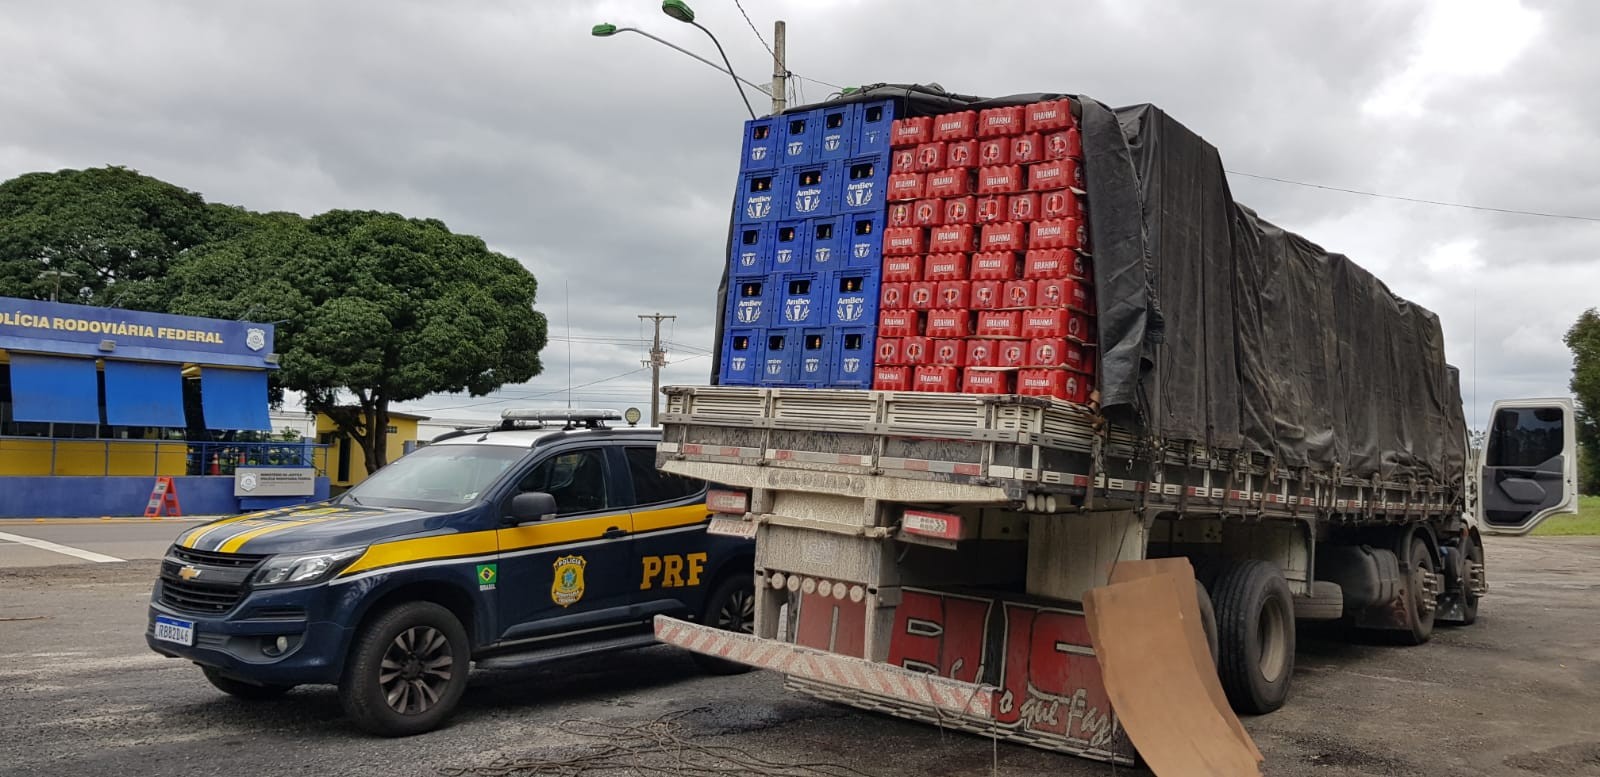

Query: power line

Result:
[411,355,710,413]
[1225,170,1600,223]
[794,74,843,91]
[729,0,775,58]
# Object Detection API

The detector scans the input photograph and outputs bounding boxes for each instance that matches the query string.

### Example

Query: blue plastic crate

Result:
[839,154,888,213]
[738,169,784,223]
[816,104,856,162]
[727,277,773,328]
[740,117,779,171]
[828,327,876,388]
[796,327,832,386]
[826,268,880,326]
[718,328,761,385]
[844,213,884,269]
[775,271,825,327]
[807,216,845,273]
[771,220,809,274]
[852,100,896,156]
[779,109,820,166]
[784,161,839,220]
[730,222,773,277]
[759,329,797,385]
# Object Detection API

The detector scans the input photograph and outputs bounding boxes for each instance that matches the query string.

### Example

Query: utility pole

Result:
[640,313,677,426]
[771,20,786,115]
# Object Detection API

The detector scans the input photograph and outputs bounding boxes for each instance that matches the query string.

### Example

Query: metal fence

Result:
[0,437,330,477]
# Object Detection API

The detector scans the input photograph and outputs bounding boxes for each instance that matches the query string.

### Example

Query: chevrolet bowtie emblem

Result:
[178,565,202,581]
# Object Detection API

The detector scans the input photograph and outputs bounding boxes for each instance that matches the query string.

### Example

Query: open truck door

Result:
[1478,398,1578,535]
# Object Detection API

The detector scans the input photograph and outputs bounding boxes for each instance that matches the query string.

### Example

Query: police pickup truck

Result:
[146,409,754,736]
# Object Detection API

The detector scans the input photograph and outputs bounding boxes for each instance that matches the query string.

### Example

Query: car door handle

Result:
[602,526,628,539]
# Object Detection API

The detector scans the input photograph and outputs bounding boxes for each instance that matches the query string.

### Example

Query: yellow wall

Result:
[0,438,188,477]
[316,414,422,487]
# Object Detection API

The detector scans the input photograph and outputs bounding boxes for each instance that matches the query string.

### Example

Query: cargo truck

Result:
[651,85,1578,766]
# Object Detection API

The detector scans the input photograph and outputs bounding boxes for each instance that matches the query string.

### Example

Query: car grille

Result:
[159,547,268,615]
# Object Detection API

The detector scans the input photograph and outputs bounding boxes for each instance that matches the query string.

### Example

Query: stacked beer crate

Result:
[719,100,896,388]
[871,99,1096,403]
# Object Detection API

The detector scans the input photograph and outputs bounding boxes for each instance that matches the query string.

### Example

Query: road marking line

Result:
[0,531,124,563]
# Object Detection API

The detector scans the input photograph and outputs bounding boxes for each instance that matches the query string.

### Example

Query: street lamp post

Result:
[590,23,770,98]
[659,0,756,120]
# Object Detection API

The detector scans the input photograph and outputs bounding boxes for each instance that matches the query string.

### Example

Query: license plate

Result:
[153,615,195,646]
[707,517,757,539]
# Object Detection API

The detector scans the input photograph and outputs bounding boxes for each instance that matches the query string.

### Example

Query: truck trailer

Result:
[652,85,1577,768]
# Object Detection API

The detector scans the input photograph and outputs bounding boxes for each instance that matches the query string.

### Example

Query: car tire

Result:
[339,601,470,737]
[1212,560,1296,714]
[202,666,293,700]
[692,572,757,676]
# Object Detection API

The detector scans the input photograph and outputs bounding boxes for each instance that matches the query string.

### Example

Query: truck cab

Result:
[147,409,755,736]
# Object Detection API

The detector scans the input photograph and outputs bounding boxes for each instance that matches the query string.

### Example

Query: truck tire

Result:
[1196,584,1219,668]
[339,601,470,737]
[202,666,293,700]
[692,572,757,676]
[1393,535,1438,645]
[1455,534,1482,626]
[1212,560,1295,714]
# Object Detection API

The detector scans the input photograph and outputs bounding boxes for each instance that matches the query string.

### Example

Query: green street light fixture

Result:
[591,22,770,101]
[658,0,757,119]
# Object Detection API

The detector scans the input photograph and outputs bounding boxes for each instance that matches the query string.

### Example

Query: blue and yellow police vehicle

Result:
[146,409,754,736]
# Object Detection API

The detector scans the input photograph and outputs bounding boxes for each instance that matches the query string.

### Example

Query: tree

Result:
[170,210,547,473]
[1563,309,1600,495]
[0,167,233,308]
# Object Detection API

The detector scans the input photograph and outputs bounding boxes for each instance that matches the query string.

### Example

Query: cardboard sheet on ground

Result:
[1086,566,1263,776]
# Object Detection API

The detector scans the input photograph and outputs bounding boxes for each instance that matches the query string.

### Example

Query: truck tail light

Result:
[901,509,963,541]
[707,489,750,514]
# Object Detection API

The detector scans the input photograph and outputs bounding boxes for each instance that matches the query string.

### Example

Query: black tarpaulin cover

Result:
[710,84,1467,485]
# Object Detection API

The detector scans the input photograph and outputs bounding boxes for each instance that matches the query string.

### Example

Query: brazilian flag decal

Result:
[476,564,497,590]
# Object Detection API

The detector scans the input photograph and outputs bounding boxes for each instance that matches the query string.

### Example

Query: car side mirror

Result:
[506,492,558,524]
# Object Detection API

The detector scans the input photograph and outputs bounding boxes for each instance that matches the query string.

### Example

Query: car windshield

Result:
[339,443,530,511]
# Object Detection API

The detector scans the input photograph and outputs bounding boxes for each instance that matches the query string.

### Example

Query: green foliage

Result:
[1563,310,1600,495]
[1531,495,1600,536]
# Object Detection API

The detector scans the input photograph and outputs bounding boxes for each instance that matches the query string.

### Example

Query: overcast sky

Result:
[3,0,1596,430]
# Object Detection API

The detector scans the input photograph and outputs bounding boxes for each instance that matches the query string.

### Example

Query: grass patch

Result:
[1531,495,1600,536]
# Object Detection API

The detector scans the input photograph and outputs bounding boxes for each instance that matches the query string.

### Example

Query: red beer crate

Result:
[935,280,972,310]
[971,251,1020,280]
[944,196,976,225]
[981,221,1027,252]
[912,199,943,227]
[891,116,932,148]
[976,310,1022,338]
[1004,279,1037,309]
[931,110,977,142]
[875,337,903,365]
[1041,189,1083,221]
[978,137,1010,167]
[977,105,1025,137]
[971,280,1004,310]
[891,147,917,174]
[931,339,965,366]
[962,369,1014,395]
[880,282,909,309]
[977,165,1025,195]
[1038,277,1091,311]
[946,140,978,168]
[887,201,914,228]
[1029,218,1086,251]
[1024,248,1085,279]
[1024,99,1076,133]
[908,281,938,310]
[1011,133,1044,165]
[1045,129,1083,161]
[1009,192,1041,223]
[926,308,973,337]
[883,254,922,282]
[1028,158,1083,191]
[913,365,960,393]
[902,336,932,365]
[883,227,926,256]
[1020,308,1069,339]
[929,224,976,253]
[874,365,910,391]
[1017,368,1090,403]
[964,339,1000,368]
[1066,310,1094,343]
[924,253,969,281]
[998,339,1029,367]
[914,142,947,173]
[1028,338,1089,370]
[877,308,920,338]
[976,195,1008,224]
[926,168,972,198]
[888,173,926,201]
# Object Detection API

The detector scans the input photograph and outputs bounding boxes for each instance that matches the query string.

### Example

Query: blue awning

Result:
[201,367,270,430]
[9,353,101,424]
[103,360,186,428]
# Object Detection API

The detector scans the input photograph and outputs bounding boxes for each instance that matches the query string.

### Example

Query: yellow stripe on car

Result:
[341,530,502,576]
[179,512,267,549]
[217,513,352,553]
[631,503,709,533]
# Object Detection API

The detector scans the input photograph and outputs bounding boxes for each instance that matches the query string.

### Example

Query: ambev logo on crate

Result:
[835,293,868,323]
[746,194,773,220]
[785,297,812,322]
[845,179,877,208]
[795,188,823,214]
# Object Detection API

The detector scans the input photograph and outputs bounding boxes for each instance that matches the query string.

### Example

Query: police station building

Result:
[0,296,329,517]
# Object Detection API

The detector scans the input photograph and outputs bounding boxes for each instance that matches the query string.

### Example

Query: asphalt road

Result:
[1,531,1597,777]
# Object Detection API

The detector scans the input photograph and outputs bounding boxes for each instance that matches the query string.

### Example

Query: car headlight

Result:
[251,548,366,587]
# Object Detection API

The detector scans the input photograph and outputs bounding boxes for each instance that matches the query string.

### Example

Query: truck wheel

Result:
[1455,534,1482,626]
[1212,560,1295,714]
[202,666,293,700]
[692,572,756,676]
[339,601,470,737]
[1394,535,1438,645]
[1197,584,1219,668]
